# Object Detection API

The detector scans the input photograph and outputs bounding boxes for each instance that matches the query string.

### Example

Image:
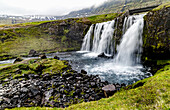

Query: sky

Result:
[0,0,108,16]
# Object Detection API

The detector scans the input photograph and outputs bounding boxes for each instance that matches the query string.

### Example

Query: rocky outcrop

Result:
[38,19,91,49]
[0,18,91,60]
[0,58,126,109]
[142,6,170,60]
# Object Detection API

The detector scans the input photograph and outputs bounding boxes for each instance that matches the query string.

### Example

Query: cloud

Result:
[0,0,108,15]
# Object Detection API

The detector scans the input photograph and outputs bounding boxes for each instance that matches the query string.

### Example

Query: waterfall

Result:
[96,20,115,55]
[122,17,127,34]
[81,20,115,55]
[81,24,94,51]
[81,14,145,65]
[92,23,105,52]
[115,14,145,66]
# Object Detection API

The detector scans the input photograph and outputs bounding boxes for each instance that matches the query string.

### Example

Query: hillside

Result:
[0,2,170,110]
[64,0,168,18]
[0,0,168,25]
[0,13,120,60]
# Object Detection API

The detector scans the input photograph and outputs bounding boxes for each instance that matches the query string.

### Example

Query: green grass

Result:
[152,1,170,11]
[87,13,121,23]
[5,60,170,110]
[6,107,62,110]
[65,63,170,110]
[0,63,12,67]
[0,58,68,81]
[0,20,56,28]
[0,23,81,59]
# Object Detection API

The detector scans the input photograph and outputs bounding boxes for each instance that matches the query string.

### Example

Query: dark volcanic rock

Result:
[81,69,87,74]
[102,84,116,97]
[40,54,47,59]
[98,52,113,59]
[13,57,23,63]
[28,49,37,57]
[142,6,170,60]
[54,56,60,60]
[0,59,123,109]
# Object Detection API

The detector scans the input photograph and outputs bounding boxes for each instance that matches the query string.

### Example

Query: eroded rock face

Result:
[142,7,170,60]
[38,19,91,50]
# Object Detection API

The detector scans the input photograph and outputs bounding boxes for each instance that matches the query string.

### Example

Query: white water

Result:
[80,24,94,51]
[79,14,152,85]
[96,20,115,55]
[81,20,115,56]
[0,14,152,85]
[115,14,144,66]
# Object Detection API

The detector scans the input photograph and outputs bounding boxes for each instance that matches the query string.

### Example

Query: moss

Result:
[152,2,170,11]
[5,60,170,110]
[87,13,121,24]
[0,58,69,83]
[61,36,67,42]
[13,74,22,79]
[64,29,69,34]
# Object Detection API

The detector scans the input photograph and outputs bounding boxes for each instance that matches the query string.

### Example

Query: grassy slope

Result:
[5,60,170,110]
[0,13,120,60]
[0,26,62,59]
[0,58,68,82]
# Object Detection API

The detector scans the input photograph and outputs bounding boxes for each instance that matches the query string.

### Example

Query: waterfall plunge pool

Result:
[52,51,152,85]
[0,51,152,85]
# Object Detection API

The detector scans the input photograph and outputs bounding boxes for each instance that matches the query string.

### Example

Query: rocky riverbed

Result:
[0,57,125,109]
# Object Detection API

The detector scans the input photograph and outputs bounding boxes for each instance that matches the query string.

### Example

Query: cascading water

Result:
[81,20,115,56]
[81,24,94,51]
[115,14,144,66]
[96,20,115,55]
[0,14,153,85]
[78,14,152,85]
[92,23,105,52]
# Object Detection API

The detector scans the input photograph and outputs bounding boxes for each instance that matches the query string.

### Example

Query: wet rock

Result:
[98,53,113,59]
[40,54,47,59]
[0,60,112,108]
[102,84,116,97]
[28,49,37,57]
[54,56,60,60]
[42,73,51,81]
[81,69,87,74]
[14,57,23,63]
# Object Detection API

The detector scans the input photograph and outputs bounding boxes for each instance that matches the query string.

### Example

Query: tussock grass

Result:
[6,60,170,110]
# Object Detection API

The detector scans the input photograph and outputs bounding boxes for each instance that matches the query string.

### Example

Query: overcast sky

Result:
[0,0,108,16]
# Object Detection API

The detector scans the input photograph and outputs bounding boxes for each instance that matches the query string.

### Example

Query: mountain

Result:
[64,0,168,18]
[0,15,62,25]
[0,0,168,25]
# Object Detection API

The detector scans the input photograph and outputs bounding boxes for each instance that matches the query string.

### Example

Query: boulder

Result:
[39,54,47,59]
[13,57,23,63]
[102,84,116,97]
[81,69,87,74]
[54,56,60,60]
[29,49,37,57]
[98,52,113,59]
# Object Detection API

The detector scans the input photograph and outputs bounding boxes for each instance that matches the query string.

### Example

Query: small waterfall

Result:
[79,14,152,85]
[81,24,94,51]
[96,20,115,55]
[115,14,145,66]
[92,23,105,52]
[81,20,115,55]
[122,17,127,34]
[81,14,145,65]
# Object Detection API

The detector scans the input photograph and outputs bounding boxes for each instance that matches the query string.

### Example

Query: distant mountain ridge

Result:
[0,0,168,25]
[64,0,166,18]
